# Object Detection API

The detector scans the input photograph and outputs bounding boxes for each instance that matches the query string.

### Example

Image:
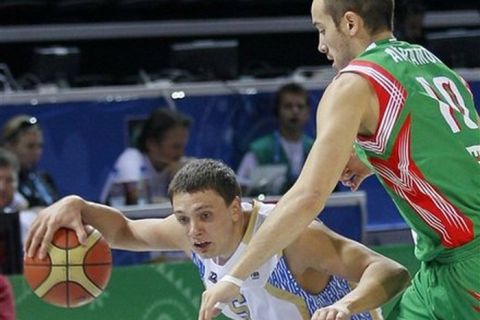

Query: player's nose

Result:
[188,220,203,236]
[319,43,327,54]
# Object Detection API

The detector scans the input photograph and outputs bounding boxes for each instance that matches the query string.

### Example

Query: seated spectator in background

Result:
[0,275,15,320]
[237,83,315,196]
[0,148,37,245]
[1,115,58,208]
[101,108,192,205]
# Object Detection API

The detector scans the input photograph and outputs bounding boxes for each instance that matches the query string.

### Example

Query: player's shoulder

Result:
[321,71,376,109]
[332,70,371,89]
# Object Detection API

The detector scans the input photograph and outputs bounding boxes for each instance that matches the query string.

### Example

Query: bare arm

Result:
[286,222,410,318]
[198,73,379,319]
[26,195,190,259]
[229,73,378,280]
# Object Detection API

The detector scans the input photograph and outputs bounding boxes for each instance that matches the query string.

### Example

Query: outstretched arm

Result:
[287,222,410,320]
[199,73,379,320]
[25,195,190,259]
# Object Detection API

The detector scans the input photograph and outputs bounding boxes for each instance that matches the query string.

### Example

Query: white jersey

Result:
[191,201,381,320]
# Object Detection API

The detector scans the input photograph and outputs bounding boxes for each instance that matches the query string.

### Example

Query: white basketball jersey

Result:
[191,201,381,320]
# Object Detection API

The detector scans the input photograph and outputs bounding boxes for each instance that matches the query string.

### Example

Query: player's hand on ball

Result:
[25,195,88,260]
[311,304,352,320]
[24,228,112,308]
[198,280,240,320]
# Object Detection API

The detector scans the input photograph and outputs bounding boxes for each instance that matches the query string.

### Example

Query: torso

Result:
[341,38,480,261]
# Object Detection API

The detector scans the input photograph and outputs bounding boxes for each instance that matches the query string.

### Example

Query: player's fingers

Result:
[314,311,325,320]
[311,308,328,320]
[198,306,212,320]
[212,305,223,317]
[27,222,47,258]
[335,311,347,320]
[73,221,88,245]
[325,310,336,320]
[198,292,212,320]
[202,297,221,320]
[38,224,56,260]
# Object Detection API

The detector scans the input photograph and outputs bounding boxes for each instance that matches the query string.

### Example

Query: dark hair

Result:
[1,115,41,145]
[273,83,309,116]
[136,108,192,153]
[323,0,394,34]
[168,159,241,206]
[0,148,19,173]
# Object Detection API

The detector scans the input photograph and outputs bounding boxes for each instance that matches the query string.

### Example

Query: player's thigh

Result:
[434,256,480,319]
[386,281,431,320]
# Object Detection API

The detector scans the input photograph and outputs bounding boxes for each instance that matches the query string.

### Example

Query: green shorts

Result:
[388,237,480,320]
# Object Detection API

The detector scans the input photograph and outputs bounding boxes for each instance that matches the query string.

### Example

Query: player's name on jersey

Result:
[385,47,441,66]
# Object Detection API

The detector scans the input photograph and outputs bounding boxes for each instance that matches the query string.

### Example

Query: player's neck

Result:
[368,30,395,47]
[215,212,250,265]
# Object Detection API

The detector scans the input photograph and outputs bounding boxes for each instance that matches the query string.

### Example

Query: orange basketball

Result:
[24,227,112,308]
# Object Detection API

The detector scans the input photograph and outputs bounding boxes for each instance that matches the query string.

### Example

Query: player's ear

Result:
[230,196,242,222]
[343,11,361,35]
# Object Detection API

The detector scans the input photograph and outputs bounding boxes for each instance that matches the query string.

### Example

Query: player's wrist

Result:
[220,275,244,288]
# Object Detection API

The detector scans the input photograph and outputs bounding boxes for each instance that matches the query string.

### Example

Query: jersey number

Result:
[416,76,478,133]
[228,294,251,319]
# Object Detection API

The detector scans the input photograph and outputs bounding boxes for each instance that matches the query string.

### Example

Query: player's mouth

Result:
[193,241,212,252]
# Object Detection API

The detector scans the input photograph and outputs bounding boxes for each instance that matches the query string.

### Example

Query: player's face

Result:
[147,125,189,171]
[0,166,17,209]
[9,128,43,171]
[311,0,355,71]
[172,190,242,260]
[278,92,310,133]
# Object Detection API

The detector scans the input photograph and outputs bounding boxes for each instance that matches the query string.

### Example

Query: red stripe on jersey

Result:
[468,291,480,313]
[370,117,474,248]
[341,59,407,154]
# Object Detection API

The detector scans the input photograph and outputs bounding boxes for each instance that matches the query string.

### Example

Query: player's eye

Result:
[200,212,212,221]
[176,216,189,225]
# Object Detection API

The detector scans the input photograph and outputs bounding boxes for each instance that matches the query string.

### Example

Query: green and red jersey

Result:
[341,38,480,262]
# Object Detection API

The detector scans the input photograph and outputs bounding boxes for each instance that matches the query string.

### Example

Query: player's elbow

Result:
[384,262,411,297]
[397,265,411,290]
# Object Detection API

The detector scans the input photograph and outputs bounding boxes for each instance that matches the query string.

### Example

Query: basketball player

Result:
[25,159,409,320]
[198,1,480,319]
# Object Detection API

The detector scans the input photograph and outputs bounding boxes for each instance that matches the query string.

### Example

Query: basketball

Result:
[23,227,112,308]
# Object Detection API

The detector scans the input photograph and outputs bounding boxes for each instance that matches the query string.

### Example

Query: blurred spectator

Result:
[1,115,58,208]
[0,148,37,245]
[101,108,192,205]
[237,83,315,196]
[0,274,15,320]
